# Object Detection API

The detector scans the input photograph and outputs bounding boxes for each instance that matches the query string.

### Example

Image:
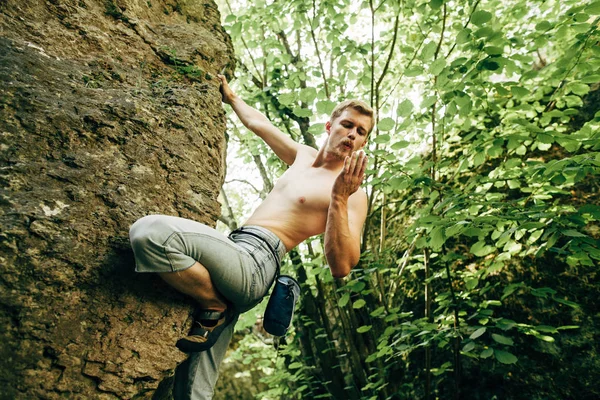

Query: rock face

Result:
[0,0,234,398]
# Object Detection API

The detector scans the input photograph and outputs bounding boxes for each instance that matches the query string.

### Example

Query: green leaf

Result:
[308,123,325,134]
[496,319,516,331]
[586,1,600,15]
[397,99,414,117]
[230,22,242,37]
[338,292,350,307]
[494,349,518,364]
[374,134,391,144]
[370,306,386,317]
[299,87,317,103]
[535,325,558,333]
[556,136,581,152]
[567,82,590,96]
[480,59,500,71]
[553,297,580,308]
[430,226,446,250]
[582,74,600,84]
[557,325,580,330]
[511,86,530,98]
[501,283,523,300]
[429,0,444,10]
[573,12,590,23]
[470,327,486,340]
[537,133,554,144]
[357,325,372,333]
[347,280,366,293]
[470,241,496,257]
[316,100,337,115]
[531,287,556,298]
[353,299,366,309]
[503,241,522,253]
[365,353,378,363]
[492,334,514,346]
[391,140,410,150]
[471,10,492,26]
[484,46,503,56]
[405,67,424,77]
[289,362,303,369]
[430,57,446,75]
[377,118,395,131]
[535,21,551,31]
[456,29,471,44]
[484,300,502,307]
[278,92,296,106]
[562,230,587,237]
[292,106,312,118]
[462,341,476,352]
[538,335,555,342]
[421,95,437,109]
[465,277,479,290]
[421,41,437,61]
[480,348,494,358]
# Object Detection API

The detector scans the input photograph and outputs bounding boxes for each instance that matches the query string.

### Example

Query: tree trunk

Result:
[0,0,234,398]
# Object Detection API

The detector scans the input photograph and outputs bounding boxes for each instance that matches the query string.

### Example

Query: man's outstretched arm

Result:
[324,151,368,278]
[218,75,300,166]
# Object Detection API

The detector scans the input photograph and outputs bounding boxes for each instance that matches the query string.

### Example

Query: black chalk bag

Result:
[263,274,300,336]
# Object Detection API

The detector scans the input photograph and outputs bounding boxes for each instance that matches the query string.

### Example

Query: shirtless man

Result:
[129,75,373,399]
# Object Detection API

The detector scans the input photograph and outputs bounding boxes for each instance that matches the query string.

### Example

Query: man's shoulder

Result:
[294,144,319,161]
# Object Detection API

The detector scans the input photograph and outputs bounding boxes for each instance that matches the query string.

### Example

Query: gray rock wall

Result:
[0,0,234,398]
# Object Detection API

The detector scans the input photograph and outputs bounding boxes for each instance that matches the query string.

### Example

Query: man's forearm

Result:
[324,195,360,278]
[224,91,298,166]
[228,96,271,134]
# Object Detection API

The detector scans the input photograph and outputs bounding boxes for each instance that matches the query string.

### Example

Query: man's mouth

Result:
[342,141,353,150]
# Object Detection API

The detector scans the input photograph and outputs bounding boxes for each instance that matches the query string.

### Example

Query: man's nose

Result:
[347,128,357,139]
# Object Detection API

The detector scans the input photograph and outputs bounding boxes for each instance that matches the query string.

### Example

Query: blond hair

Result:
[330,100,375,133]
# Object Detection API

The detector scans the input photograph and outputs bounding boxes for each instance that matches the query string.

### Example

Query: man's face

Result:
[325,108,370,159]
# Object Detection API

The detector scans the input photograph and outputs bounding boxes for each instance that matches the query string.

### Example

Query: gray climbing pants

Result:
[129,214,285,399]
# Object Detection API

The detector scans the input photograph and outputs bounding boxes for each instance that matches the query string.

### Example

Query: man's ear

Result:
[325,120,331,135]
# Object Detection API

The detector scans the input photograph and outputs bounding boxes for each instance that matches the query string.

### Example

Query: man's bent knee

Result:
[129,215,195,273]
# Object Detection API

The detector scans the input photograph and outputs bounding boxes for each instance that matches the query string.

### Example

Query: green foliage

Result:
[217,0,600,398]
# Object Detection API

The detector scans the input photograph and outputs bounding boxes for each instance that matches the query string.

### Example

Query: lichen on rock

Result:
[0,0,234,398]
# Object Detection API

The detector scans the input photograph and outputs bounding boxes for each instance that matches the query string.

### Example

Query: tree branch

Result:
[310,0,330,98]
[225,178,262,195]
[431,4,447,181]
[445,0,481,59]
[375,1,401,109]
[381,33,429,108]
[369,0,376,107]
[252,154,273,194]
[218,187,238,231]
[224,0,262,83]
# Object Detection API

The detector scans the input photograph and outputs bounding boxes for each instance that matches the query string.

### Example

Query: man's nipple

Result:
[299,196,306,204]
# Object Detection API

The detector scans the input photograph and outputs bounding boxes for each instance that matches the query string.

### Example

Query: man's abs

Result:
[245,198,328,251]
[244,174,337,249]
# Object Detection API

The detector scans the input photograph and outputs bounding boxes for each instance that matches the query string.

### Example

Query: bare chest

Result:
[274,167,336,211]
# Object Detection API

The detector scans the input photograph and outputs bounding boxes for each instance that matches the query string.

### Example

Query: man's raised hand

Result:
[217,74,235,105]
[332,150,368,200]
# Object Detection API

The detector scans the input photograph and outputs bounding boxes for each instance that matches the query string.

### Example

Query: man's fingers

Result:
[350,150,366,177]
[359,153,368,177]
[217,74,234,104]
[340,151,367,189]
[347,151,359,175]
